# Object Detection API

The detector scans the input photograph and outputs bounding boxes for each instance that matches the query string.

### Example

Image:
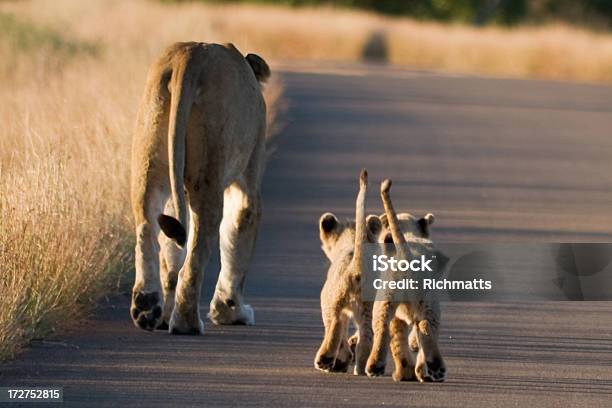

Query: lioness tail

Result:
[159,56,194,247]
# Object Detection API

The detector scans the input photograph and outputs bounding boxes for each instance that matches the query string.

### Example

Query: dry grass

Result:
[0,0,283,361]
[6,0,612,83]
[386,21,612,82]
[8,0,609,83]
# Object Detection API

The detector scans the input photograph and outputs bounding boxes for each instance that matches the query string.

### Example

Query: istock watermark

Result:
[371,253,492,291]
[361,243,612,302]
[372,254,434,272]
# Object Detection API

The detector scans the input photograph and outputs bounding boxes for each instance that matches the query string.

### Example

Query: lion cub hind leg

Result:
[366,300,396,377]
[408,323,419,352]
[390,318,417,382]
[414,320,447,382]
[314,306,349,373]
[330,336,353,373]
[348,331,359,362]
[352,303,373,376]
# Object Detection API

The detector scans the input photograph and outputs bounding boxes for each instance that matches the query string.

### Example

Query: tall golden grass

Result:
[0,0,283,361]
[5,0,612,83]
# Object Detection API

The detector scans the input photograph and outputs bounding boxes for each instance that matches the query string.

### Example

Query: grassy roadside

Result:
[0,1,283,361]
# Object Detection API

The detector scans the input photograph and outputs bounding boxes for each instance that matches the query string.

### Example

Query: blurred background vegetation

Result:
[164,0,612,28]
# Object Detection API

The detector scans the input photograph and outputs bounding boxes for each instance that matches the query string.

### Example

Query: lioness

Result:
[130,42,270,334]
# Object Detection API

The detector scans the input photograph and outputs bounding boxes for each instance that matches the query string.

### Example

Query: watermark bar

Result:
[361,243,612,301]
[0,387,63,403]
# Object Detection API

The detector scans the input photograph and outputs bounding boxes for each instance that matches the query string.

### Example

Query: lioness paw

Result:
[130,291,163,331]
[208,296,255,325]
[168,306,204,335]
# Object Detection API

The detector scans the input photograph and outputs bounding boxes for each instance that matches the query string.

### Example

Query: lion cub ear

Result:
[319,213,339,235]
[379,213,388,228]
[366,215,382,239]
[418,213,435,237]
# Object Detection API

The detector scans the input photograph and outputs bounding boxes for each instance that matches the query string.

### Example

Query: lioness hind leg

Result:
[131,187,166,331]
[157,198,186,330]
[209,166,262,325]
[158,238,185,330]
[169,188,223,335]
[390,318,416,382]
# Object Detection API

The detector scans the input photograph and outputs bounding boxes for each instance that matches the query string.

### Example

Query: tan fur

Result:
[366,179,447,382]
[314,169,387,375]
[130,42,269,333]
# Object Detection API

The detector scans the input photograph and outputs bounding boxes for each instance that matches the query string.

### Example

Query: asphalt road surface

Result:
[2,63,612,407]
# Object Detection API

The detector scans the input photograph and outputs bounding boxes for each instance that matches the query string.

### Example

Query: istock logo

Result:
[372,254,434,272]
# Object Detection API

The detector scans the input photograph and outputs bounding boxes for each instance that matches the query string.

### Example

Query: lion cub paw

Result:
[315,354,343,373]
[365,362,386,377]
[314,354,333,372]
[415,356,446,382]
[314,347,352,373]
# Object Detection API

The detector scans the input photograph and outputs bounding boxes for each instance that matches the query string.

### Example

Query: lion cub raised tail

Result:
[314,169,384,375]
[366,179,448,382]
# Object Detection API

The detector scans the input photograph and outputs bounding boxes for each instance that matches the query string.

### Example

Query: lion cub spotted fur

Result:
[314,169,386,375]
[365,179,448,382]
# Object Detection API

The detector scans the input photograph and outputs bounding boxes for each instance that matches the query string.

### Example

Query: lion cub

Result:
[314,169,385,375]
[366,179,448,382]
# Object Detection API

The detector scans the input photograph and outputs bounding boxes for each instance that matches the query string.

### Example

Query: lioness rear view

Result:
[130,42,270,334]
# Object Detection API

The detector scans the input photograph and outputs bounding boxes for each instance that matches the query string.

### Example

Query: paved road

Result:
[2,64,612,407]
